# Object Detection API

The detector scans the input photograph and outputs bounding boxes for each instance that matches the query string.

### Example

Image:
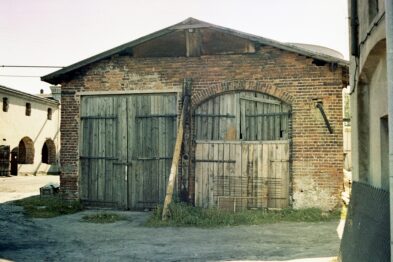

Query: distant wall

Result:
[0,91,60,175]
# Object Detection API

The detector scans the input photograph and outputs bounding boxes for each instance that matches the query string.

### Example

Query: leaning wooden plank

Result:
[162,96,187,220]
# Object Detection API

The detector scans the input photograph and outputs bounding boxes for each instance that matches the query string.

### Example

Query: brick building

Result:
[42,18,348,211]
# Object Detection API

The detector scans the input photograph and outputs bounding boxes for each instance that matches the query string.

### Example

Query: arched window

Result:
[18,137,34,164]
[41,139,56,164]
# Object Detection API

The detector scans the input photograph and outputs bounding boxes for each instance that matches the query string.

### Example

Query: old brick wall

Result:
[60,46,346,210]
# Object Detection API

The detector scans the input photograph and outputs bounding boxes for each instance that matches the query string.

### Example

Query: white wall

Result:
[0,91,60,175]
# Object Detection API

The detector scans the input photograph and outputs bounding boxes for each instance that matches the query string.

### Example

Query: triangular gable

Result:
[42,17,348,84]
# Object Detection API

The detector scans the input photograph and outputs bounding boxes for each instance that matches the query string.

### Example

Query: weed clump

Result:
[146,202,340,227]
[14,195,82,218]
[81,213,125,224]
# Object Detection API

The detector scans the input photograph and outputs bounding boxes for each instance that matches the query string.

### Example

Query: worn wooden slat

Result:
[90,97,99,201]
[209,143,218,207]
[201,101,208,140]
[117,96,128,208]
[126,95,135,208]
[240,99,246,140]
[157,97,165,204]
[195,143,202,207]
[247,144,254,209]
[97,98,106,201]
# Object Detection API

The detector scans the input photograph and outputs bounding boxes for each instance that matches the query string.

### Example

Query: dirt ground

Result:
[0,176,340,262]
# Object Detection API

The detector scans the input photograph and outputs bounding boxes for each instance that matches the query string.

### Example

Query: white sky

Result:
[0,0,349,94]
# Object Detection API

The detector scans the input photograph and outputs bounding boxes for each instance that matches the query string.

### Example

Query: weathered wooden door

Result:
[0,145,10,176]
[194,91,290,210]
[80,93,177,209]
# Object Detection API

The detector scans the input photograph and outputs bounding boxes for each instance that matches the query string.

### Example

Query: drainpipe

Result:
[386,0,393,257]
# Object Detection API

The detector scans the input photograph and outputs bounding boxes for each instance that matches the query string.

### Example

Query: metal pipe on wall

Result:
[385,0,393,259]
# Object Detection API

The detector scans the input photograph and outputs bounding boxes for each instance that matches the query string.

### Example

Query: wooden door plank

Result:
[202,143,210,208]
[116,95,128,208]
[195,143,202,207]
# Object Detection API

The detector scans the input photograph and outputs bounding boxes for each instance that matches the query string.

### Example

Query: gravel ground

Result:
[0,176,340,262]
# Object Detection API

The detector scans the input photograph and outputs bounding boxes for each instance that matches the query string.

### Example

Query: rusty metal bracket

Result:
[316,102,333,134]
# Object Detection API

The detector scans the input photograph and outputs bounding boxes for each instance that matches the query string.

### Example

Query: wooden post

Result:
[162,80,191,220]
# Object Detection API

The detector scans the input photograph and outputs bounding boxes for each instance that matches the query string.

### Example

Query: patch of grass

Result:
[146,202,340,228]
[14,195,83,218]
[81,213,126,224]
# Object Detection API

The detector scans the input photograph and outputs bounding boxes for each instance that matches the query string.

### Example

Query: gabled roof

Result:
[42,17,349,84]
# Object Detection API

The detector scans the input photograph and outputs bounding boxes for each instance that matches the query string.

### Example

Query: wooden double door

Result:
[194,91,291,210]
[79,93,177,209]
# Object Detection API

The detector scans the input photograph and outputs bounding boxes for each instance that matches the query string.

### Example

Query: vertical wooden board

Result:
[233,143,241,197]
[282,142,290,208]
[97,98,106,201]
[157,97,166,203]
[250,100,256,141]
[252,144,259,208]
[262,143,269,207]
[219,95,226,140]
[213,97,219,140]
[247,144,254,208]
[268,144,277,208]
[234,93,240,140]
[194,143,203,207]
[256,99,263,141]
[269,104,276,140]
[240,143,248,200]
[275,104,281,139]
[127,95,137,208]
[207,99,214,140]
[223,143,230,197]
[240,99,246,141]
[201,143,210,208]
[217,143,224,199]
[263,102,268,141]
[142,95,152,206]
[256,144,265,208]
[90,98,99,201]
[115,96,128,208]
[104,97,114,203]
[210,143,218,207]
[150,95,159,205]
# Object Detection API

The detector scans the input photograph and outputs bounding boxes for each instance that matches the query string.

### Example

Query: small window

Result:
[2,97,8,112]
[47,108,52,120]
[368,0,379,23]
[25,103,31,116]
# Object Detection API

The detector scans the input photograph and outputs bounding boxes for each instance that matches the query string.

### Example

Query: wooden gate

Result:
[0,145,10,176]
[80,93,177,209]
[194,91,290,210]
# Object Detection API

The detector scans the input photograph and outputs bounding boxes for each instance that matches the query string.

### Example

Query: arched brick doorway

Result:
[193,91,291,211]
[41,139,56,164]
[18,137,34,164]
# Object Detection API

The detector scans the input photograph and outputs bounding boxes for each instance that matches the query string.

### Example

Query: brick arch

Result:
[18,136,34,164]
[191,80,294,108]
[42,139,56,164]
